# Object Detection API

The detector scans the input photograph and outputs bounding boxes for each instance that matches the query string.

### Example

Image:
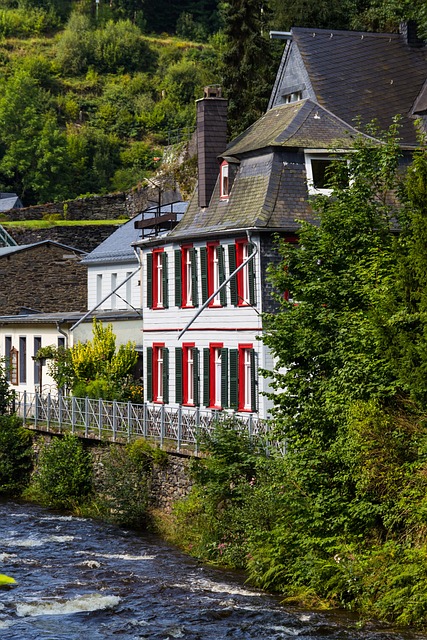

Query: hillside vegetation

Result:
[0,0,426,206]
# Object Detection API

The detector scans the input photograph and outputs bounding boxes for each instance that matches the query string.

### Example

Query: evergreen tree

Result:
[220,0,276,137]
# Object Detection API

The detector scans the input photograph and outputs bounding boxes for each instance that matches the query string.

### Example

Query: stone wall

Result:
[1,186,182,223]
[0,243,87,315]
[7,224,122,254]
[33,433,194,515]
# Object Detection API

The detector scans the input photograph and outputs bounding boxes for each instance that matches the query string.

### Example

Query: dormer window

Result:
[283,91,302,104]
[305,153,348,196]
[220,160,229,199]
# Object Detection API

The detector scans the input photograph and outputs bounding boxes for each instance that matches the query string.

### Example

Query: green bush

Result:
[96,439,164,528]
[0,7,60,36]
[0,415,33,496]
[31,434,93,509]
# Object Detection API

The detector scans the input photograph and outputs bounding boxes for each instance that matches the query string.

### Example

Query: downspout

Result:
[69,266,140,333]
[178,231,258,339]
[56,322,69,349]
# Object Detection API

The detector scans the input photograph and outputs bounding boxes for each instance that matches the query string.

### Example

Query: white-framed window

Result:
[283,90,302,104]
[220,160,229,199]
[96,274,103,305]
[305,153,348,196]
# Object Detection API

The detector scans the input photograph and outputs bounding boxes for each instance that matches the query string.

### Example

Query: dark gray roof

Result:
[0,309,142,325]
[167,101,376,240]
[0,240,86,258]
[82,202,188,265]
[0,195,22,212]
[270,27,427,146]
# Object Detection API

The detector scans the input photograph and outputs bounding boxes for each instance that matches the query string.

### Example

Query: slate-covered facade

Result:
[134,24,427,420]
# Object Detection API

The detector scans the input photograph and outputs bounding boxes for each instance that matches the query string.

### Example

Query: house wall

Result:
[87,263,141,312]
[73,318,143,349]
[140,233,276,418]
[0,323,73,395]
[0,244,87,315]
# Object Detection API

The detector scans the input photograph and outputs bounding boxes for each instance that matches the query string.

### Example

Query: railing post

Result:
[34,391,39,428]
[72,396,76,434]
[143,403,148,439]
[177,405,182,453]
[127,401,132,442]
[195,406,200,455]
[58,392,62,433]
[98,399,102,440]
[160,404,165,448]
[84,396,89,437]
[23,390,27,425]
[47,393,51,431]
[113,400,117,442]
[248,413,253,441]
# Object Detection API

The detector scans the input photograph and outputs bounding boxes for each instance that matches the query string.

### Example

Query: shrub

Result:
[32,434,92,509]
[0,415,33,496]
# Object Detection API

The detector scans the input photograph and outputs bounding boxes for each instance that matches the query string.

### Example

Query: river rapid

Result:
[0,501,425,640]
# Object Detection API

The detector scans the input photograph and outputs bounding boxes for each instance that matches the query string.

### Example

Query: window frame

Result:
[182,245,196,308]
[305,152,349,196]
[148,248,168,310]
[207,242,225,308]
[238,344,256,412]
[209,342,224,410]
[183,342,195,406]
[152,342,166,404]
[220,160,229,200]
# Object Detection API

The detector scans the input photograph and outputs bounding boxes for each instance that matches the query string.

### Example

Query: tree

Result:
[0,357,13,415]
[220,0,276,137]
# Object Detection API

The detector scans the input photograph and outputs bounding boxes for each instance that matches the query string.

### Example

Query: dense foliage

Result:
[38,319,142,401]
[29,433,93,509]
[0,414,33,495]
[168,129,427,627]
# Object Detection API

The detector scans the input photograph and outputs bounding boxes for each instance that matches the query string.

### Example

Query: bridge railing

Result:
[13,392,273,454]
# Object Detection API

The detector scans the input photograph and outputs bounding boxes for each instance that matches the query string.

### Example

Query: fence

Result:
[13,392,271,455]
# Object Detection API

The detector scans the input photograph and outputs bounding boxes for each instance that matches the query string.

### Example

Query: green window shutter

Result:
[250,349,257,412]
[162,252,169,309]
[191,248,199,306]
[163,347,169,404]
[146,253,153,309]
[221,347,229,408]
[175,249,182,307]
[200,247,208,303]
[228,244,238,306]
[229,349,239,410]
[146,346,153,402]
[248,247,256,306]
[193,347,200,406]
[203,347,210,407]
[175,347,183,404]
[219,246,227,306]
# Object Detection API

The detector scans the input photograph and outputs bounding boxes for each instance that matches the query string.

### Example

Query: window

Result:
[203,343,228,409]
[200,243,226,307]
[19,337,26,384]
[57,337,65,349]
[175,246,198,308]
[305,153,348,196]
[146,344,169,404]
[126,272,132,307]
[34,336,41,387]
[176,344,200,406]
[283,91,302,104]
[238,345,257,412]
[5,336,11,381]
[147,249,168,309]
[96,274,103,305]
[220,161,229,199]
[229,240,256,307]
[111,273,117,309]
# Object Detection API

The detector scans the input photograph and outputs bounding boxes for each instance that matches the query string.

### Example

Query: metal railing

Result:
[13,392,271,454]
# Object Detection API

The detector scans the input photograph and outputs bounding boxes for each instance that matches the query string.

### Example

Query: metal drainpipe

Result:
[56,322,69,349]
[178,230,258,340]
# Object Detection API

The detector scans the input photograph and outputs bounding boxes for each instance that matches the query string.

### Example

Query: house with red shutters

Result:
[133,23,427,421]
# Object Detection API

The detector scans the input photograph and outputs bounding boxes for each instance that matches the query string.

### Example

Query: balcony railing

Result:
[13,392,273,455]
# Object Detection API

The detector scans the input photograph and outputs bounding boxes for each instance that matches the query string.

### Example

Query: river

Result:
[0,500,424,640]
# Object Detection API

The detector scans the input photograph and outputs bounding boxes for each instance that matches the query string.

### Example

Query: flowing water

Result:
[0,501,424,640]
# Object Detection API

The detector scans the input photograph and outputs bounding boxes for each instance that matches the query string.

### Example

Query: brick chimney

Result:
[196,86,228,208]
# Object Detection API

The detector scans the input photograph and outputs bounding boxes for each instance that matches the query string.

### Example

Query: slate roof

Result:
[0,309,142,325]
[0,195,22,212]
[0,240,85,258]
[166,100,375,240]
[270,27,427,146]
[82,202,188,265]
